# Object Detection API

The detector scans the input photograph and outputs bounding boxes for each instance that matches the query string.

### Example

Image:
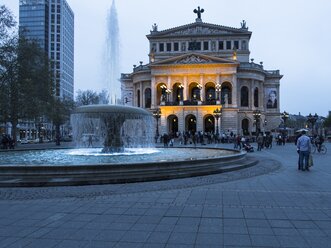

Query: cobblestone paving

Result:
[0,143,330,248]
[0,155,280,201]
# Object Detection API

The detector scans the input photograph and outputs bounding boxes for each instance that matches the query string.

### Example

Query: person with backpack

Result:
[296,130,311,171]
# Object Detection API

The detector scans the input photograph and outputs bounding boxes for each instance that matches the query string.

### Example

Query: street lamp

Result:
[280,111,289,128]
[165,89,172,102]
[160,85,167,102]
[307,113,318,134]
[280,111,289,138]
[215,84,221,101]
[213,108,222,135]
[253,110,261,134]
[38,116,44,143]
[178,84,184,101]
[153,108,162,143]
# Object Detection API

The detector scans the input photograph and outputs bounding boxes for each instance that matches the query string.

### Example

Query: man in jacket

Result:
[296,130,311,171]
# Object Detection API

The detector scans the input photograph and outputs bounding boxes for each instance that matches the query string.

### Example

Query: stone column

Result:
[200,74,204,101]
[250,79,254,109]
[216,74,221,104]
[183,76,188,101]
[140,82,143,107]
[167,76,172,102]
[151,76,156,109]
[232,74,238,108]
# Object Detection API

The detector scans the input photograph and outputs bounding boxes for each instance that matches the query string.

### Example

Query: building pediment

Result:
[147,22,251,38]
[150,53,239,66]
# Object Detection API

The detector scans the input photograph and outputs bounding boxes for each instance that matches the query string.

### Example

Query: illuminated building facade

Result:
[121,9,282,136]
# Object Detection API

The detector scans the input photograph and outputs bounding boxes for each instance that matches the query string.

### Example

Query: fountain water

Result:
[104,0,120,104]
[71,104,154,153]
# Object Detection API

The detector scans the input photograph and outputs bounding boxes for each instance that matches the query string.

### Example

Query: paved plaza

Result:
[0,142,331,247]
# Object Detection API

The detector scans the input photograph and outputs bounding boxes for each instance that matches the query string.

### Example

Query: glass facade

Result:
[19,0,74,100]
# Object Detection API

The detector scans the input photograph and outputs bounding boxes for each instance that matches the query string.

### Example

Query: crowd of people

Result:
[1,134,15,149]
[159,130,279,153]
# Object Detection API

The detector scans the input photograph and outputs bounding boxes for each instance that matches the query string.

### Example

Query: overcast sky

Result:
[3,0,331,117]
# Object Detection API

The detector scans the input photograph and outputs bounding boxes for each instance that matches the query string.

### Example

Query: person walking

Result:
[257,133,263,151]
[88,134,93,148]
[295,132,302,170]
[296,130,311,171]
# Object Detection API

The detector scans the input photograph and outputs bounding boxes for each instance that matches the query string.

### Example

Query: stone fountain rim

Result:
[73,104,151,116]
[0,147,258,187]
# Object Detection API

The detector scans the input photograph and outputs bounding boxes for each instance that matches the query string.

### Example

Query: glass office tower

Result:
[19,0,74,100]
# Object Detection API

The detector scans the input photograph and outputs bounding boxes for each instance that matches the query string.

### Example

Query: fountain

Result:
[0,104,257,187]
[0,1,258,187]
[71,104,154,153]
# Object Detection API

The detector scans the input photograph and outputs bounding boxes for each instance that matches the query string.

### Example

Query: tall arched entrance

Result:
[185,114,197,134]
[204,115,215,133]
[242,118,249,135]
[167,115,178,134]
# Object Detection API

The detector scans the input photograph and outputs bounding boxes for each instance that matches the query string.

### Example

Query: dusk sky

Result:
[3,0,331,117]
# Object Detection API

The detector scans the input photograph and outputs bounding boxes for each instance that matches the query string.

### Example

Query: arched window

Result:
[172,83,183,103]
[204,115,215,133]
[185,114,197,134]
[254,87,259,107]
[137,90,141,107]
[191,87,200,101]
[144,88,151,108]
[221,82,232,104]
[167,115,178,134]
[205,82,215,102]
[241,86,249,107]
[156,83,166,105]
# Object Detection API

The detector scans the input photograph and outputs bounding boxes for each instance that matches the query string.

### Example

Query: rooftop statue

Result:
[194,6,204,21]
[241,20,248,29]
[152,23,158,32]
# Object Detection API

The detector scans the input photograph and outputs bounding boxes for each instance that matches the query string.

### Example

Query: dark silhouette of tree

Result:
[1,5,54,142]
[76,89,109,106]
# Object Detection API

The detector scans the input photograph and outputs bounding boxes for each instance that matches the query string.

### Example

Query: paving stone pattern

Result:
[0,142,331,247]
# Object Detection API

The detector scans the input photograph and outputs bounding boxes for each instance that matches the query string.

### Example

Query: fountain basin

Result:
[0,147,257,187]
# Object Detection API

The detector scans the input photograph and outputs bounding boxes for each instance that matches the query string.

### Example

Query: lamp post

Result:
[153,108,162,143]
[178,84,184,102]
[165,89,172,102]
[280,111,289,140]
[213,108,222,135]
[215,84,221,102]
[253,110,261,135]
[160,85,167,102]
[307,113,318,135]
[38,116,44,143]
[280,111,289,130]
[264,119,267,132]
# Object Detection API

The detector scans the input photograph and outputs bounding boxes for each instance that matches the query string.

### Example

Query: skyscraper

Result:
[19,0,74,100]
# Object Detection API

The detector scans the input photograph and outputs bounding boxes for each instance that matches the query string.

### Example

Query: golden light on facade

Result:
[233,50,237,60]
